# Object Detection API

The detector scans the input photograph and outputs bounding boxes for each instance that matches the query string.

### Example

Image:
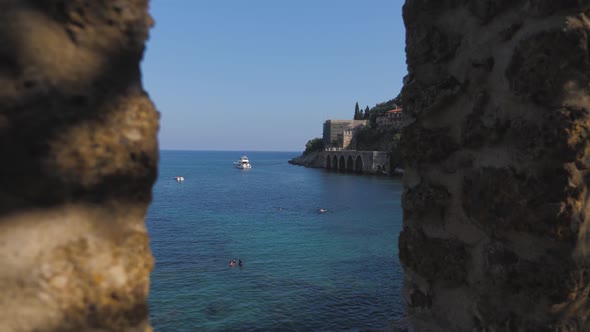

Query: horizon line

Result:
[159,148,303,153]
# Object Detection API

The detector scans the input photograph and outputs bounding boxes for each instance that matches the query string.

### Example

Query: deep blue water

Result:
[147,150,405,331]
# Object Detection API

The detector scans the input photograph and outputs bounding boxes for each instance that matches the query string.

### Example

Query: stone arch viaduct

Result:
[322,150,390,174]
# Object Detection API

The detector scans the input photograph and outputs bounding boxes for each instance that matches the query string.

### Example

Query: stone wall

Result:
[400,0,590,330]
[322,120,368,147]
[0,1,158,331]
[340,130,354,149]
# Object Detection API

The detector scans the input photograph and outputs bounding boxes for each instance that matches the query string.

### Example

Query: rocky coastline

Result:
[288,151,323,168]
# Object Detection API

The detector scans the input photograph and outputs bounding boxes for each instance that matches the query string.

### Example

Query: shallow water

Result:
[147,150,404,331]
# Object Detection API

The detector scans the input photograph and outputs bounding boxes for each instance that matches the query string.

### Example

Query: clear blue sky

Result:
[142,0,407,151]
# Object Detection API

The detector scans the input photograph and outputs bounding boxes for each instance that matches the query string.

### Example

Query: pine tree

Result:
[354,102,360,120]
[364,106,370,120]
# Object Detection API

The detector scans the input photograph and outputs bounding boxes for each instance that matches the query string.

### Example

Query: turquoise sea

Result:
[147,150,405,331]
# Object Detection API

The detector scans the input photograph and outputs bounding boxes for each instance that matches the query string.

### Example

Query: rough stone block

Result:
[0,1,157,331]
[401,0,590,329]
[399,226,469,287]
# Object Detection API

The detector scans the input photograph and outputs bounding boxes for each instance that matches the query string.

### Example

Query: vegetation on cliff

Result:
[353,92,404,170]
[303,138,324,155]
[356,93,402,128]
[353,93,402,147]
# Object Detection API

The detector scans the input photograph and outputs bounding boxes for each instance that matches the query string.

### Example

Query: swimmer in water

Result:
[318,208,327,213]
[238,259,243,267]
[229,259,235,267]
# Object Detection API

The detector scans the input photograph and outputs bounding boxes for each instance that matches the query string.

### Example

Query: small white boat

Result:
[234,156,252,169]
[174,176,185,182]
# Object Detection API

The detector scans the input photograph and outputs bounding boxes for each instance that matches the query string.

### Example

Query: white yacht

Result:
[234,156,252,169]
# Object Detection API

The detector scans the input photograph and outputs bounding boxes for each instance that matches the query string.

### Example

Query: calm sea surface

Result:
[147,150,405,331]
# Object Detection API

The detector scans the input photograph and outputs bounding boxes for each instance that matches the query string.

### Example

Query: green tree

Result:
[354,102,360,120]
[304,138,325,155]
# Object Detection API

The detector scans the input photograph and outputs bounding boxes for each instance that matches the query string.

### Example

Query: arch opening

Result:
[347,155,354,171]
[355,155,363,173]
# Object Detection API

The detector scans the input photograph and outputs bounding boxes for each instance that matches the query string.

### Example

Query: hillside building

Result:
[376,108,403,128]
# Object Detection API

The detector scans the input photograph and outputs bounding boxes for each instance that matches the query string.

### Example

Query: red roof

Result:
[387,108,402,113]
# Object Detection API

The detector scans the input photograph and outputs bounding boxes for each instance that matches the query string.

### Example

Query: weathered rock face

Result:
[0,1,158,331]
[400,0,590,330]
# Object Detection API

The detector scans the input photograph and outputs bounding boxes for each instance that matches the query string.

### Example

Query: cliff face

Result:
[400,0,590,330]
[0,1,158,331]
